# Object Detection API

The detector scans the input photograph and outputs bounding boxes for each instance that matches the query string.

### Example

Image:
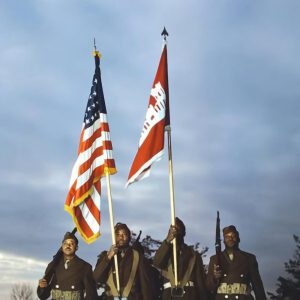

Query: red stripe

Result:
[65,182,76,206]
[68,158,116,204]
[78,146,115,176]
[78,146,105,174]
[78,128,102,153]
[73,165,105,201]
[74,204,94,238]
[78,123,112,153]
[84,192,101,223]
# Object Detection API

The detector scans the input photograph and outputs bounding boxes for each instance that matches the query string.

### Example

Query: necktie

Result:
[64,259,70,270]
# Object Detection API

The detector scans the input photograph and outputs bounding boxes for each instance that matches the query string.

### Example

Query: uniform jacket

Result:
[37,255,98,300]
[207,249,267,300]
[153,240,209,300]
[93,247,156,300]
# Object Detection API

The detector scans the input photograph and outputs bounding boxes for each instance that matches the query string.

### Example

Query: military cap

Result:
[223,225,240,242]
[62,231,79,245]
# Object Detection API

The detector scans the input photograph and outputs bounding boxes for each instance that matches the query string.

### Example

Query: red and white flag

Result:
[126,42,169,187]
[65,51,116,243]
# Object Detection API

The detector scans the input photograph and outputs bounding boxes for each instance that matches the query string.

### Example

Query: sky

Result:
[0,0,300,298]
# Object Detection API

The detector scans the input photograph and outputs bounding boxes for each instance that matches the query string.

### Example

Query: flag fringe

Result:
[64,204,101,244]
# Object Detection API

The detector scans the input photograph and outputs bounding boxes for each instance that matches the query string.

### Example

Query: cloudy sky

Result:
[1,0,300,298]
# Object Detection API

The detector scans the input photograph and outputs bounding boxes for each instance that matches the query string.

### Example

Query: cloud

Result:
[0,252,47,299]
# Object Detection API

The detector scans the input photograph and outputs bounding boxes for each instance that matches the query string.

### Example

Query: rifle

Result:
[132,230,143,254]
[37,228,77,299]
[215,211,222,268]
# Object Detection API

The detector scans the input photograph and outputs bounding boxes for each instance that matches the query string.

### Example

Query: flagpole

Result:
[166,126,178,287]
[93,40,120,295]
[105,171,121,294]
[162,28,178,287]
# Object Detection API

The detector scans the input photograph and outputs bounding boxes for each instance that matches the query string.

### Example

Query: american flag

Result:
[65,51,116,243]
[126,42,169,187]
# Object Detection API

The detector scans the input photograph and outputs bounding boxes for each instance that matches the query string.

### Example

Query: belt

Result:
[51,289,82,300]
[217,283,250,295]
[163,281,194,289]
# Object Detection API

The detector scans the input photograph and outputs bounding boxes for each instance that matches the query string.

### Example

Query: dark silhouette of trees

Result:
[268,235,300,300]
[131,231,209,260]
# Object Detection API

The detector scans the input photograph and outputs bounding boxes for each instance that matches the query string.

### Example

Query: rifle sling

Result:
[161,251,196,288]
[107,249,139,297]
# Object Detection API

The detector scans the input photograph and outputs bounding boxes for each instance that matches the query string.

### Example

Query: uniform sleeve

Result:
[36,261,56,300]
[153,240,172,270]
[37,286,51,300]
[249,255,267,300]
[93,251,112,284]
[83,264,99,300]
[137,256,158,300]
[206,255,219,293]
[194,253,209,300]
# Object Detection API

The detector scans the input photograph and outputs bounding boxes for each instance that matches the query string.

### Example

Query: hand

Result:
[107,244,118,260]
[166,225,177,243]
[38,278,48,288]
[213,264,222,280]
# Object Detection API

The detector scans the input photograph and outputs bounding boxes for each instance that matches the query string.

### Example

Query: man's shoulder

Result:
[237,249,257,261]
[74,255,93,268]
[182,244,203,259]
[208,253,218,262]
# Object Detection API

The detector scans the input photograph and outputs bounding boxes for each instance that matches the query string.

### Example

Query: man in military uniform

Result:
[153,217,208,300]
[207,225,267,300]
[37,231,98,300]
[93,222,156,300]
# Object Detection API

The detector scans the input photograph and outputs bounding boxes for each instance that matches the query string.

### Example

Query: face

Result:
[116,229,130,249]
[62,238,77,257]
[223,231,238,249]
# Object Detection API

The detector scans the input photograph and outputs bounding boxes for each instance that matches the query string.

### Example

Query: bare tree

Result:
[10,283,35,300]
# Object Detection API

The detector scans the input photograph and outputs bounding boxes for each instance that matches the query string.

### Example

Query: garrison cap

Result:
[62,231,79,245]
[223,225,240,242]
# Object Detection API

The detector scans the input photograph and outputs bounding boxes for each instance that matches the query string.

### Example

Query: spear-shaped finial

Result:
[94,38,97,51]
[93,38,101,58]
[161,27,169,40]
